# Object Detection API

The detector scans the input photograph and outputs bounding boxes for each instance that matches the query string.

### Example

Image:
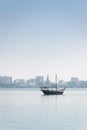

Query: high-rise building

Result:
[35,76,44,87]
[0,76,12,84]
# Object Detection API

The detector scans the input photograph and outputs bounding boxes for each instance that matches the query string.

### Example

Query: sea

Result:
[0,88,87,130]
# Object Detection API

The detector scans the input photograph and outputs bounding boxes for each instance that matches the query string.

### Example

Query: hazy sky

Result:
[0,0,87,81]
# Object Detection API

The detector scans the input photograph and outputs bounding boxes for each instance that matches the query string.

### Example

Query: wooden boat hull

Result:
[41,88,65,95]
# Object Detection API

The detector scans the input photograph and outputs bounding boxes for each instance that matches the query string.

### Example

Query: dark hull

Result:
[41,88,65,95]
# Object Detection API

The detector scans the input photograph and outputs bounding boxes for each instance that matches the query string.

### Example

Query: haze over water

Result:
[0,88,87,130]
[0,0,87,130]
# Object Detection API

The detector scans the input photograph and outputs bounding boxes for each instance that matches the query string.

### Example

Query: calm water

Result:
[0,88,87,130]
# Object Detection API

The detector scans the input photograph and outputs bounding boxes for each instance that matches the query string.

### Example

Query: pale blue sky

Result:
[0,0,87,81]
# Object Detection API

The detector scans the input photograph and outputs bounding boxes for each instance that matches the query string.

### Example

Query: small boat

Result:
[41,87,65,95]
[40,75,65,95]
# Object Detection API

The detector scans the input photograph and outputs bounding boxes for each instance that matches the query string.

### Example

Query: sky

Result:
[0,0,87,81]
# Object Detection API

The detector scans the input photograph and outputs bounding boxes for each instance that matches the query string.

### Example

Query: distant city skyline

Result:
[0,74,86,82]
[0,75,87,88]
[0,0,87,81]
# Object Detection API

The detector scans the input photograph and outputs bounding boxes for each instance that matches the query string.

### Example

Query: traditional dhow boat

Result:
[40,75,65,95]
[41,87,65,95]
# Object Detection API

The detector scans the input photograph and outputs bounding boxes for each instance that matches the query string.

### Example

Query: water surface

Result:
[0,88,87,130]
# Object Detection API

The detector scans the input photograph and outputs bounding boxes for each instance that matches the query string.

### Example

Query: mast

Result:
[55,74,58,91]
